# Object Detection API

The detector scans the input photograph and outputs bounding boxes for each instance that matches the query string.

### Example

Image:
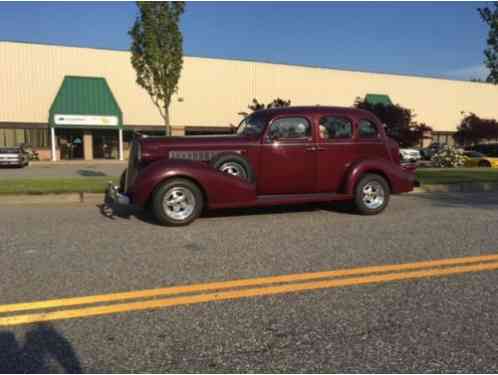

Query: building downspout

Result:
[50,127,56,161]
[119,128,123,161]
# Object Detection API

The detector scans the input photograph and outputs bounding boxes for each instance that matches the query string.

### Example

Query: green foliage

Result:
[129,2,185,135]
[416,168,498,185]
[239,98,291,116]
[479,2,498,84]
[354,98,432,147]
[454,112,498,145]
[431,145,467,168]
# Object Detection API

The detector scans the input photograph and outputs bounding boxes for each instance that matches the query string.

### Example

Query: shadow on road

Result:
[0,322,82,373]
[77,169,106,177]
[97,200,357,226]
[408,192,498,210]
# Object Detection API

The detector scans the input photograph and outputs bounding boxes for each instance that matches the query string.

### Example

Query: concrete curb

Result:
[1,182,497,205]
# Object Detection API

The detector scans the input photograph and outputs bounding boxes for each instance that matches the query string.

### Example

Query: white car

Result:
[399,148,422,162]
[0,147,30,167]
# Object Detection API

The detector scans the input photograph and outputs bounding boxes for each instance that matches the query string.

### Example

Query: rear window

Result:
[358,119,379,138]
[319,116,353,140]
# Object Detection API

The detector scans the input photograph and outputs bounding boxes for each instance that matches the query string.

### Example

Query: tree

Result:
[453,112,498,145]
[354,98,432,147]
[129,2,185,136]
[238,98,291,117]
[478,2,498,84]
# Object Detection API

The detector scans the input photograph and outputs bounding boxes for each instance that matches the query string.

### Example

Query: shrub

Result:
[453,113,498,146]
[354,98,432,148]
[431,145,468,168]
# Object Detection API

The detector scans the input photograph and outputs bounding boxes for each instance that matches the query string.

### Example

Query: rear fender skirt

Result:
[344,159,416,195]
[133,159,257,208]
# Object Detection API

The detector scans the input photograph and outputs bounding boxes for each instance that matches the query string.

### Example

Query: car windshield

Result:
[236,114,267,136]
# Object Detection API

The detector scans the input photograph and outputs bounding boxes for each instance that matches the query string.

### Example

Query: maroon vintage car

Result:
[105,106,416,226]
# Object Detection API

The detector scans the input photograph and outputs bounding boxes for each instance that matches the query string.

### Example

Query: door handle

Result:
[305,146,316,151]
[315,147,326,151]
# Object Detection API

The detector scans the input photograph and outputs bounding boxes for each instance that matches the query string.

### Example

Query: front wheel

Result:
[478,160,491,168]
[354,174,390,215]
[152,178,204,226]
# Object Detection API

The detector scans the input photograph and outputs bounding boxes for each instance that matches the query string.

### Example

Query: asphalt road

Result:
[1,192,498,372]
[0,162,125,178]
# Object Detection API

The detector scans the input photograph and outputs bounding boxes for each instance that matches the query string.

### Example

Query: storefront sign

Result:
[54,114,119,126]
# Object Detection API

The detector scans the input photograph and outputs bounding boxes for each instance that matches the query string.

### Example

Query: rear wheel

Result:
[478,160,491,168]
[152,178,204,226]
[354,174,390,215]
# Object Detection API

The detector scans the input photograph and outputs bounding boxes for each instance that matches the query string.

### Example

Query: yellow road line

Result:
[1,260,498,327]
[1,253,498,314]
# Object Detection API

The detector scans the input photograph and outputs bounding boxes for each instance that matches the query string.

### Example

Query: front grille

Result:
[124,141,140,193]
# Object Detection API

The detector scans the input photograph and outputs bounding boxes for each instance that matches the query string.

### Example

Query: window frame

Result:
[317,115,354,143]
[264,115,313,144]
[356,118,380,140]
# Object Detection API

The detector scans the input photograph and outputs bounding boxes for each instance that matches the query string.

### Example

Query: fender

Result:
[344,159,416,195]
[132,159,257,208]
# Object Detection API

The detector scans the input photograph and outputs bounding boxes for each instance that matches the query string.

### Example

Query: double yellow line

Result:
[1,253,498,327]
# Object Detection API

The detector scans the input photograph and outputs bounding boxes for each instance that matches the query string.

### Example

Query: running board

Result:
[254,192,352,206]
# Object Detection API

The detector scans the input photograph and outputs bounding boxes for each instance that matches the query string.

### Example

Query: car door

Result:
[316,114,356,193]
[257,115,317,195]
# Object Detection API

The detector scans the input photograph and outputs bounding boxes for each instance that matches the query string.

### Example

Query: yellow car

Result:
[463,151,498,168]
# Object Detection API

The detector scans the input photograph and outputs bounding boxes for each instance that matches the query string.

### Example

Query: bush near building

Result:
[453,113,498,146]
[431,145,467,168]
[354,98,432,148]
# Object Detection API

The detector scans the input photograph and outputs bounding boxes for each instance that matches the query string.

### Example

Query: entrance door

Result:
[316,114,356,193]
[258,116,316,195]
[93,130,118,159]
[57,129,84,160]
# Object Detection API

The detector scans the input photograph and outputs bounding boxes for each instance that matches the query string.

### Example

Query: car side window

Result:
[358,119,379,139]
[319,116,353,140]
[269,117,311,140]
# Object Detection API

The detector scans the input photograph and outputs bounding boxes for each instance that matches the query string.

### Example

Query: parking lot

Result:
[0,161,126,178]
[1,192,498,372]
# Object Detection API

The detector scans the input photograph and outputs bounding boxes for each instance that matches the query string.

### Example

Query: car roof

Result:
[254,106,376,119]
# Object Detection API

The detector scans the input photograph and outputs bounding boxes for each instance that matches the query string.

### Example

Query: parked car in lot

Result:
[420,142,445,161]
[0,146,30,167]
[400,148,422,162]
[463,150,498,168]
[466,143,498,158]
[106,106,417,225]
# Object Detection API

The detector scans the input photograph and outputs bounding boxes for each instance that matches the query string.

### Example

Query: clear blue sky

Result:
[0,1,491,80]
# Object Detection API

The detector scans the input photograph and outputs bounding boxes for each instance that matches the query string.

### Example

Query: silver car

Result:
[0,147,30,167]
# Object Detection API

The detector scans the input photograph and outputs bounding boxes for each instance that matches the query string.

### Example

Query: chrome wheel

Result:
[219,162,247,179]
[362,181,385,210]
[163,186,196,221]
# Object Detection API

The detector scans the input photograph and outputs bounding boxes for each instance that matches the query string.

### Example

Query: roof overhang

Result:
[49,76,123,128]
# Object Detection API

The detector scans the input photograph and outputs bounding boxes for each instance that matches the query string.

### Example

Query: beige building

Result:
[1,40,498,160]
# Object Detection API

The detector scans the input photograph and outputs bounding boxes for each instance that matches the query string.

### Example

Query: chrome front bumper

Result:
[104,182,130,206]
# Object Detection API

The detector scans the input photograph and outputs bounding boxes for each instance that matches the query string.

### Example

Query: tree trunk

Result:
[164,106,171,136]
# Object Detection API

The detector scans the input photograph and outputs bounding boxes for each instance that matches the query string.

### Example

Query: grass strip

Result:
[0,177,118,195]
[416,168,498,185]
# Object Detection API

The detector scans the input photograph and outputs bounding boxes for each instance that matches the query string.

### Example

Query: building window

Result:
[0,128,49,148]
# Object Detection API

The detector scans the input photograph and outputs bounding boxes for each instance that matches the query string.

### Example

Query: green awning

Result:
[49,76,123,128]
[365,94,392,106]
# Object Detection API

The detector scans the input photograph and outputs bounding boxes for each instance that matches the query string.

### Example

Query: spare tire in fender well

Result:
[209,152,255,183]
